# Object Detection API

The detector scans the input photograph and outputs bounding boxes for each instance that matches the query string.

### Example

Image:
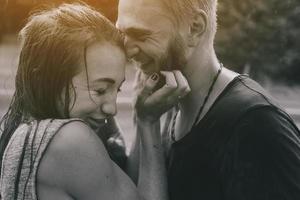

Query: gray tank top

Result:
[0,118,82,200]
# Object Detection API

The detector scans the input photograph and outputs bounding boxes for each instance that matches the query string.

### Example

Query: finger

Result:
[148,71,182,101]
[133,69,144,91]
[145,84,178,107]
[173,70,191,98]
[147,71,178,99]
[160,71,178,90]
[144,71,190,107]
[136,73,160,104]
[144,73,160,92]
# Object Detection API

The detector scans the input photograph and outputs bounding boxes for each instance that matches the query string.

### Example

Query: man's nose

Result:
[124,36,139,59]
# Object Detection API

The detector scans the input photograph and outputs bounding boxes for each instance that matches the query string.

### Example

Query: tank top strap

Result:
[0,118,84,200]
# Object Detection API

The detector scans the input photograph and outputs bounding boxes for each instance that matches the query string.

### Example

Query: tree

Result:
[216,0,300,85]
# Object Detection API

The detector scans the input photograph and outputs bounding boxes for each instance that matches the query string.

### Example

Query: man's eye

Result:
[137,35,148,42]
[129,33,148,42]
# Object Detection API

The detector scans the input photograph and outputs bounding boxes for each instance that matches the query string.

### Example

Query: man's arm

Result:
[221,106,300,200]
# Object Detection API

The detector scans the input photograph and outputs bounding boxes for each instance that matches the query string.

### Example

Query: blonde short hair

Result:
[162,0,217,41]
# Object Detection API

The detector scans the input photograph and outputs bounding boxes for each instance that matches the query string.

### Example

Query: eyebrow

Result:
[124,27,152,37]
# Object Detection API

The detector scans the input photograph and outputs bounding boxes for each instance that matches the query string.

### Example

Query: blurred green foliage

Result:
[216,0,300,85]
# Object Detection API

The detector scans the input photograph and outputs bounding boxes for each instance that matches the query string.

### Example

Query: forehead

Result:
[117,0,173,30]
[119,0,165,11]
[82,42,125,82]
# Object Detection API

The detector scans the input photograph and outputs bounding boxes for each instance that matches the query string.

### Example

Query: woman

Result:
[0,3,190,200]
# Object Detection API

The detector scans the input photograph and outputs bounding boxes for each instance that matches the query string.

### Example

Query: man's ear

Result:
[187,9,207,47]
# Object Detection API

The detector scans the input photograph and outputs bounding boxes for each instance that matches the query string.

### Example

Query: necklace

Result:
[170,63,223,142]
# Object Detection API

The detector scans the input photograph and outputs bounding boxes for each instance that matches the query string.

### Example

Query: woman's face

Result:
[68,41,126,124]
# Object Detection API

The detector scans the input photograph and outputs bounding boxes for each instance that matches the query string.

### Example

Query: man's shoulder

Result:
[221,103,300,162]
[199,75,297,138]
[211,75,282,123]
[220,75,278,108]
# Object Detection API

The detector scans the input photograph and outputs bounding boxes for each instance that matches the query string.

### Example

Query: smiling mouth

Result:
[85,117,109,129]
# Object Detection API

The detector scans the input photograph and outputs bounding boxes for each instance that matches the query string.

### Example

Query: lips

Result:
[85,117,108,129]
[85,117,114,141]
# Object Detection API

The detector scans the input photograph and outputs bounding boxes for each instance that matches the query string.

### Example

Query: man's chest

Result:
[167,142,224,200]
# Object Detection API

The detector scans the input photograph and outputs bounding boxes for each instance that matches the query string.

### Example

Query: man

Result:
[117,0,300,199]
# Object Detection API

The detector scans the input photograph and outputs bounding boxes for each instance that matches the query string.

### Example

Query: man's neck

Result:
[179,49,220,117]
[173,48,238,141]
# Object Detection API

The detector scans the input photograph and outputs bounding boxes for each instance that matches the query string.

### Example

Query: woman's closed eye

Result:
[95,88,106,96]
[94,87,122,96]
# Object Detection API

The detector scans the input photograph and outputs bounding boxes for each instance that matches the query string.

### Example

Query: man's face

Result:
[117,0,186,75]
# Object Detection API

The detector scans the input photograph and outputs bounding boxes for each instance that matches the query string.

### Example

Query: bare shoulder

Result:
[37,121,114,198]
[46,120,107,157]
[38,120,139,200]
[40,121,109,166]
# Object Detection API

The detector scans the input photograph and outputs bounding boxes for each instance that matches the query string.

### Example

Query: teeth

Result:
[85,117,108,129]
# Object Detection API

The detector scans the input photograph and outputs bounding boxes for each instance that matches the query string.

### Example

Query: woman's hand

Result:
[134,70,191,123]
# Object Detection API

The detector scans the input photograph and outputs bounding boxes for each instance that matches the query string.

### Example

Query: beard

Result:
[136,34,188,77]
[159,34,188,71]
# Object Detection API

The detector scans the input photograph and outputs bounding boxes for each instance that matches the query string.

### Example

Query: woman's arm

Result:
[136,119,168,200]
[37,121,140,200]
[37,119,169,200]
[126,71,191,199]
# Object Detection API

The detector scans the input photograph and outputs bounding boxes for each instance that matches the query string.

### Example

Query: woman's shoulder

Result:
[37,120,112,190]
[50,119,102,151]
[39,119,108,165]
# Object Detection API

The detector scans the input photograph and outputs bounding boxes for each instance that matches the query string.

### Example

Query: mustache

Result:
[169,35,187,69]
[157,35,187,71]
[129,35,187,71]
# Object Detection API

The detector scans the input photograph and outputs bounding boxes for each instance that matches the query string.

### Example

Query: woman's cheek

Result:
[70,99,99,118]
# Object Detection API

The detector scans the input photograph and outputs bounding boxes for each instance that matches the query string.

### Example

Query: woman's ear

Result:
[187,9,207,47]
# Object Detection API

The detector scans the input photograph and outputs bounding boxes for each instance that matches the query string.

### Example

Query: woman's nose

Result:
[101,101,117,117]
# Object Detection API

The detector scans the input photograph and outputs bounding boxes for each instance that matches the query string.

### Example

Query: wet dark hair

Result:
[0,3,123,174]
